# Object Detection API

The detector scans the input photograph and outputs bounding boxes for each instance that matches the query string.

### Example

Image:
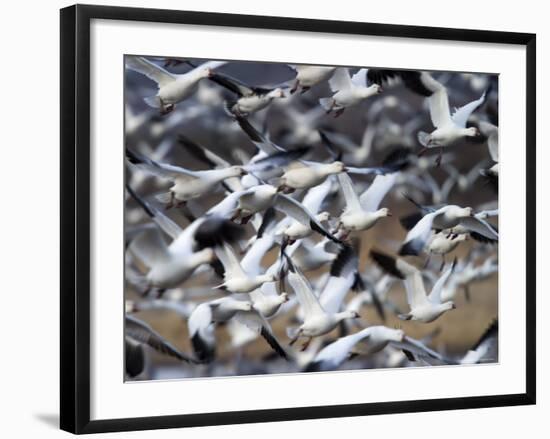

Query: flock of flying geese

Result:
[124,56,499,379]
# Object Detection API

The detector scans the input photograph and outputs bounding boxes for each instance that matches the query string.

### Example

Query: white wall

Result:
[0,0,545,437]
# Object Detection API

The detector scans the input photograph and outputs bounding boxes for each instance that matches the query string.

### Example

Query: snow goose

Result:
[188,297,287,362]
[214,242,277,294]
[478,120,499,187]
[424,231,468,270]
[318,245,360,315]
[304,326,447,371]
[208,184,342,243]
[284,254,360,348]
[335,172,397,237]
[125,56,226,114]
[371,250,457,323]
[126,147,246,208]
[125,314,201,377]
[239,233,290,317]
[288,65,336,94]
[367,69,487,165]
[206,70,286,116]
[319,68,382,117]
[276,178,333,243]
[398,196,498,256]
[125,185,243,291]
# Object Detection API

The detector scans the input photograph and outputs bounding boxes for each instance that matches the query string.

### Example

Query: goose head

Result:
[364,83,382,97]
[268,87,285,99]
[316,211,331,223]
[464,126,480,137]
[377,207,392,218]
[327,161,347,175]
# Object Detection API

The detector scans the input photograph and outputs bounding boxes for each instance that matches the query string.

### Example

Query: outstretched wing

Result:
[126,315,199,363]
[359,173,398,212]
[328,68,353,92]
[125,56,176,87]
[337,173,361,212]
[452,89,488,128]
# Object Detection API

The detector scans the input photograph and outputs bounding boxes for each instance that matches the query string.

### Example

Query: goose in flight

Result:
[424,231,468,270]
[125,185,243,292]
[398,195,498,255]
[319,68,382,117]
[206,70,286,116]
[285,254,360,349]
[367,69,487,165]
[288,65,336,94]
[275,178,333,243]
[213,242,277,293]
[304,326,447,372]
[125,56,227,114]
[126,147,246,208]
[208,184,342,244]
[371,250,457,323]
[335,172,397,238]
[188,297,287,362]
[125,314,201,377]
[478,120,499,187]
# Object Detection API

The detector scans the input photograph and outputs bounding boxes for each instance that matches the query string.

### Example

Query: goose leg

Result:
[165,191,175,210]
[300,337,313,352]
[435,146,443,167]
[290,80,299,94]
[423,254,431,269]
[439,255,446,271]
[334,107,345,118]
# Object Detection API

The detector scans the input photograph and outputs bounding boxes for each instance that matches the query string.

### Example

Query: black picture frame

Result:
[60,4,536,434]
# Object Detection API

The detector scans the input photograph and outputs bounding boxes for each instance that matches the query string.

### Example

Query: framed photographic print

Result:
[60,4,536,434]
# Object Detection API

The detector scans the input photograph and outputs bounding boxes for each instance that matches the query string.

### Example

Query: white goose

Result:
[371,250,457,323]
[188,297,287,362]
[319,68,382,117]
[365,69,487,164]
[208,184,342,243]
[126,148,246,208]
[125,56,226,114]
[415,74,488,165]
[214,242,276,294]
[288,65,336,94]
[336,172,397,237]
[278,162,346,192]
[479,120,499,180]
[304,326,445,371]
[399,203,498,256]
[285,255,360,348]
[276,178,333,243]
[125,186,242,291]
[424,231,468,270]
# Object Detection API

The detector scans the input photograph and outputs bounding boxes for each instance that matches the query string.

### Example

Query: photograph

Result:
[123,55,499,381]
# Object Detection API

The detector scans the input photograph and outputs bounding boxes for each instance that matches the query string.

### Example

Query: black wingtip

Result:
[125,147,143,165]
[399,212,423,231]
[260,327,288,360]
[125,184,155,219]
[398,240,421,257]
[194,217,245,250]
[191,333,215,363]
[310,220,342,244]
[402,349,416,362]
[370,249,405,279]
[329,244,355,278]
